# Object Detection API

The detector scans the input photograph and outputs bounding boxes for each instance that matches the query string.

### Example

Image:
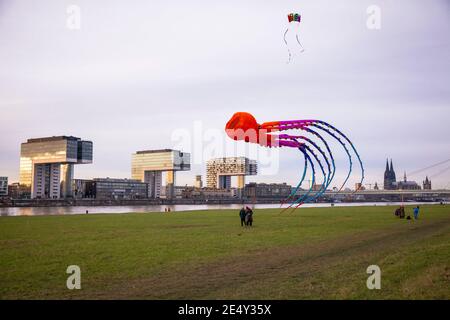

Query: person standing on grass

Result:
[413,206,420,220]
[245,206,254,227]
[239,207,246,227]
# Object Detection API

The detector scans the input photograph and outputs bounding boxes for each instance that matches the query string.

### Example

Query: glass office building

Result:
[0,177,8,196]
[73,178,148,200]
[20,136,93,199]
[131,149,190,199]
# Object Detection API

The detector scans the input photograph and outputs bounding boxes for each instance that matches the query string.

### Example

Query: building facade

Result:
[20,136,93,199]
[395,172,421,190]
[383,159,422,190]
[181,187,237,199]
[0,177,8,196]
[423,176,432,190]
[206,157,257,198]
[384,159,397,190]
[194,175,203,189]
[73,178,148,200]
[244,182,291,199]
[7,183,30,199]
[131,149,190,199]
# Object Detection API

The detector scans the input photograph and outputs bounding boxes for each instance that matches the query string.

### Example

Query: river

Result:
[0,201,441,217]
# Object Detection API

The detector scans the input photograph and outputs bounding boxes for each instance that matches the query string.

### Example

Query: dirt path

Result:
[84,218,450,299]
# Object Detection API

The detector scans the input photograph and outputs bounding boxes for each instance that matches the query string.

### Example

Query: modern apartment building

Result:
[20,136,93,199]
[206,157,257,196]
[131,149,190,199]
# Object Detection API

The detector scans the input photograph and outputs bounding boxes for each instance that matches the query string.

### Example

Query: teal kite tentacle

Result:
[304,127,336,185]
[314,121,365,189]
[311,124,353,192]
[285,146,316,209]
[298,144,326,204]
[281,151,308,206]
[279,134,331,202]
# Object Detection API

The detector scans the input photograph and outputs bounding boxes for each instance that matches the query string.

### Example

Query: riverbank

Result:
[1,205,449,299]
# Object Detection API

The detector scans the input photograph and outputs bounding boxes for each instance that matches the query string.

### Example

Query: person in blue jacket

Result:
[413,206,420,220]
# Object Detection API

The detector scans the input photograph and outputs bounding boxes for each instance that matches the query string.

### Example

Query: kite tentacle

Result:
[298,143,326,203]
[277,133,331,205]
[314,121,365,190]
[280,151,308,209]
[281,146,316,212]
[283,144,319,211]
[304,127,336,185]
[310,124,353,192]
[279,133,331,189]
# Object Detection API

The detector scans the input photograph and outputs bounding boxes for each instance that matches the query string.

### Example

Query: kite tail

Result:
[314,121,365,191]
[279,134,330,207]
[285,146,316,211]
[302,144,326,203]
[311,124,353,192]
[304,127,336,184]
[283,28,292,64]
[300,136,332,190]
[281,153,307,207]
[295,34,305,52]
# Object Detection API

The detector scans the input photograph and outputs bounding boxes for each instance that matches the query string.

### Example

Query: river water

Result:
[0,201,441,217]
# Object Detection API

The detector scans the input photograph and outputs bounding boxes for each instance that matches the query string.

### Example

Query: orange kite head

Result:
[225,112,260,143]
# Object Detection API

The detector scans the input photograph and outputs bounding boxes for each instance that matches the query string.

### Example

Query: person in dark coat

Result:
[239,207,246,226]
[245,206,254,227]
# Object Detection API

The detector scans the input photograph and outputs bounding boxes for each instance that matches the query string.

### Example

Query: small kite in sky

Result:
[284,13,305,63]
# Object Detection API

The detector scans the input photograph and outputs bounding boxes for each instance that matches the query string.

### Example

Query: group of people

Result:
[239,206,254,227]
[394,205,420,220]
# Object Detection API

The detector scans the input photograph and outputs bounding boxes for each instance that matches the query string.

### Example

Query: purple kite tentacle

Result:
[310,123,353,192]
[314,121,365,190]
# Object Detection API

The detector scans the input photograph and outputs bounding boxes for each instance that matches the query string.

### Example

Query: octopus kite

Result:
[225,112,364,210]
[284,13,304,63]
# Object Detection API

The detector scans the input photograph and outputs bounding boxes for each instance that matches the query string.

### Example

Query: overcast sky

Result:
[1,0,449,189]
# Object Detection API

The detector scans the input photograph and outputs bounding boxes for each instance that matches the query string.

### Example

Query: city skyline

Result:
[4,134,446,191]
[0,0,449,188]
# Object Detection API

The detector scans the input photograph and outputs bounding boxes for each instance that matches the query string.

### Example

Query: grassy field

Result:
[0,205,449,299]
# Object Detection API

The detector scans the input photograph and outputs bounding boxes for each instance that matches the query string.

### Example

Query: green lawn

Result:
[0,205,449,299]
